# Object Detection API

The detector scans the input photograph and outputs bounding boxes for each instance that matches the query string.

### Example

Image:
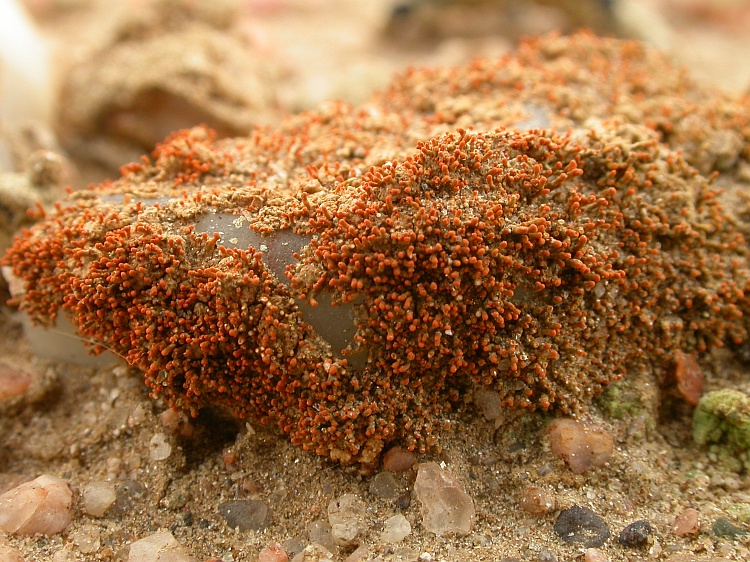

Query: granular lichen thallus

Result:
[4,33,750,465]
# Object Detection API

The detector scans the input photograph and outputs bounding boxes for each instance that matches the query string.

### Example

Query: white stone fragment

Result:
[82,481,117,518]
[290,543,334,562]
[0,474,73,535]
[380,514,411,543]
[327,494,366,547]
[413,462,475,536]
[128,530,195,562]
[149,433,172,461]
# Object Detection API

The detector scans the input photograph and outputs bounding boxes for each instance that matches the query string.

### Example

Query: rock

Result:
[82,481,117,517]
[547,419,614,474]
[290,543,335,562]
[693,389,750,472]
[413,462,475,536]
[672,351,703,405]
[396,491,411,510]
[0,363,31,401]
[382,447,417,473]
[258,543,289,562]
[583,548,609,562]
[369,471,399,500]
[712,517,748,537]
[111,480,146,516]
[553,505,610,548]
[128,530,195,562]
[474,389,503,420]
[0,545,24,562]
[218,499,272,531]
[0,474,73,535]
[149,433,172,461]
[618,520,652,547]
[308,519,337,553]
[282,539,306,559]
[517,486,556,515]
[672,508,700,537]
[328,494,366,546]
[344,545,369,562]
[380,514,411,543]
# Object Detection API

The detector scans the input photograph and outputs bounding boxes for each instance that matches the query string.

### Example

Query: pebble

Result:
[369,471,399,500]
[82,480,117,517]
[158,408,194,438]
[712,516,748,537]
[290,543,335,562]
[413,462,475,536]
[553,505,610,548]
[344,545,369,562]
[0,474,73,535]
[672,508,700,537]
[128,530,194,562]
[474,389,503,420]
[0,545,24,562]
[382,447,417,473]
[583,548,609,562]
[308,519,338,553]
[328,494,366,546]
[282,539,305,559]
[672,351,703,405]
[517,485,556,515]
[258,543,289,562]
[380,514,411,543]
[111,480,146,516]
[618,520,652,547]
[0,363,31,401]
[218,499,272,531]
[396,490,411,510]
[149,433,172,461]
[547,419,614,474]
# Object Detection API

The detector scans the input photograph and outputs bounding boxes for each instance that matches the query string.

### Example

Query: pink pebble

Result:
[382,446,417,472]
[258,543,288,562]
[0,475,73,535]
[584,547,609,562]
[673,507,700,537]
[547,418,614,474]
[0,363,32,401]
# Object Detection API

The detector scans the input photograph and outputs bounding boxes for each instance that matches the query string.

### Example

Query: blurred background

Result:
[0,0,749,233]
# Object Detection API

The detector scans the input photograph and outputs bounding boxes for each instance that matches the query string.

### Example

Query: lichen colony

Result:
[4,33,750,465]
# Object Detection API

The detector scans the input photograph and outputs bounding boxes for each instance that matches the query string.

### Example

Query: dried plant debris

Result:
[4,32,750,465]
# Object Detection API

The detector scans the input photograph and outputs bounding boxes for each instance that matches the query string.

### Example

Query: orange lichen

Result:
[3,33,750,464]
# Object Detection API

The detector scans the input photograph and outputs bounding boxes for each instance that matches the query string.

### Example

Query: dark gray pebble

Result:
[618,520,652,547]
[218,499,272,531]
[713,517,748,538]
[553,505,610,547]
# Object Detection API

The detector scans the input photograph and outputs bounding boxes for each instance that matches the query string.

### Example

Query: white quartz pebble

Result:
[414,463,475,536]
[82,481,117,518]
[380,514,411,543]
[128,530,195,562]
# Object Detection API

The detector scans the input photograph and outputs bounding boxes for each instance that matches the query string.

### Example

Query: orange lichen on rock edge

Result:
[3,33,750,465]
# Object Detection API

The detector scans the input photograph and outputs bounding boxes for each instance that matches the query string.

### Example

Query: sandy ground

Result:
[2,1,750,561]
